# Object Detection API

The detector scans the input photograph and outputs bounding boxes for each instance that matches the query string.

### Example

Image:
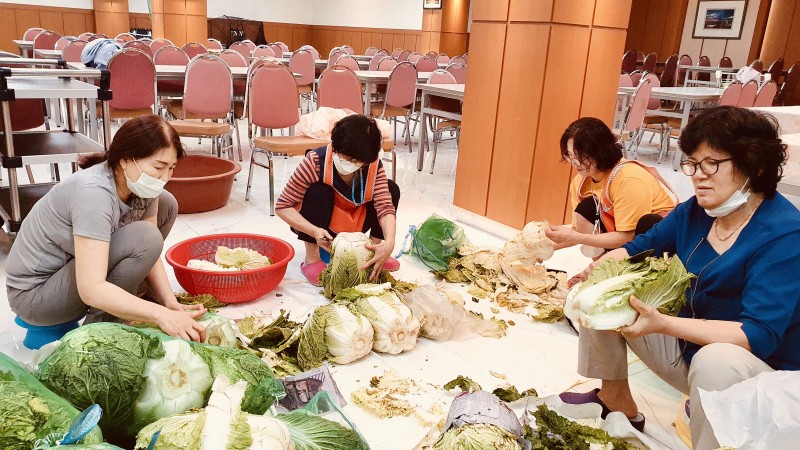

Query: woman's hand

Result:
[165,299,207,316]
[363,240,393,281]
[619,296,666,337]
[545,225,582,250]
[314,227,334,252]
[156,307,207,342]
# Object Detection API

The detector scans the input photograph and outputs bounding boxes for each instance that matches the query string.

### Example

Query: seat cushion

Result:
[253,136,330,156]
[370,103,408,118]
[435,120,461,131]
[167,101,227,120]
[99,107,155,120]
[169,120,231,136]
[297,85,313,95]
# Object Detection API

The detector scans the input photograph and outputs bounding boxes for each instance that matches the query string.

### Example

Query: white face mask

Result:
[125,158,167,199]
[333,153,363,176]
[704,179,750,218]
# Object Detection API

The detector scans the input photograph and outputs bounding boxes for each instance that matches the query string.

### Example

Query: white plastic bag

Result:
[402,285,466,340]
[735,66,761,84]
[699,370,800,450]
[298,107,393,141]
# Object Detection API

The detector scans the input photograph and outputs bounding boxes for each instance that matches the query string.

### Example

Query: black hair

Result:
[678,106,787,198]
[79,114,184,169]
[330,114,381,164]
[559,117,623,172]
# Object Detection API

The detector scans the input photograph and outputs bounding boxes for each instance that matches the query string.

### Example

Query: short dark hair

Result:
[559,117,623,172]
[679,106,787,198]
[79,115,184,169]
[330,115,381,164]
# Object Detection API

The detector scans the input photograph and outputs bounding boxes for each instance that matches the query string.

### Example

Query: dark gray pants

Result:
[8,191,178,326]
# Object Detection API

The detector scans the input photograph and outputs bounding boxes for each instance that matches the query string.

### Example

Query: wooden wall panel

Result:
[0,6,17,53]
[440,33,469,56]
[594,0,632,28]
[625,0,688,59]
[509,0,554,22]
[659,0,686,59]
[525,25,591,224]
[39,11,64,35]
[129,13,152,31]
[486,24,550,228]
[473,0,510,21]
[185,14,207,44]
[453,22,507,215]
[163,13,187,45]
[94,0,130,37]
[641,0,667,53]
[580,28,628,124]
[552,0,595,25]
[15,9,41,38]
[0,3,95,53]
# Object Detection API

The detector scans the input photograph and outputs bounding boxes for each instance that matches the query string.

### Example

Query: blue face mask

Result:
[125,159,167,199]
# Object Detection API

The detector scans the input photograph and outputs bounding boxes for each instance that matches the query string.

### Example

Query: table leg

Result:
[363,81,371,115]
[418,93,428,172]
[88,99,99,142]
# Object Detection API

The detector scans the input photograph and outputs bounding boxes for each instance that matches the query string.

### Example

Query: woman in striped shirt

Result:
[275,115,400,286]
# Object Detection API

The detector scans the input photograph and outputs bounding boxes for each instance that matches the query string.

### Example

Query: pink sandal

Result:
[301,261,327,287]
[382,256,400,272]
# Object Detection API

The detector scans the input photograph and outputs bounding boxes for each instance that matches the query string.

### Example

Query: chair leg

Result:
[430,130,440,174]
[234,120,243,162]
[268,154,275,216]
[245,150,257,201]
[392,150,397,180]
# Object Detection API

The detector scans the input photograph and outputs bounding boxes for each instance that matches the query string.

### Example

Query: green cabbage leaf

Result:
[276,409,368,450]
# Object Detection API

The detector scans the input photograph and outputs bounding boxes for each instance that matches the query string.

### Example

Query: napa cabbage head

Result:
[319,233,375,299]
[565,254,694,330]
[196,313,238,348]
[334,283,420,354]
[432,423,521,450]
[297,304,374,371]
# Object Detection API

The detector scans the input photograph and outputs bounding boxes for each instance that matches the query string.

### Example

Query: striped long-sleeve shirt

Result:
[275,150,396,220]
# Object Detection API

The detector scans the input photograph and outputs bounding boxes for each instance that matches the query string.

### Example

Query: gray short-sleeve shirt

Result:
[6,162,156,290]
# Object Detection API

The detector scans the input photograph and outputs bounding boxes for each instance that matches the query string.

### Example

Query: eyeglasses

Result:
[679,157,732,176]
[565,154,590,170]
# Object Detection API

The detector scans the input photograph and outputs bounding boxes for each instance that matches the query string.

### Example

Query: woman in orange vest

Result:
[545,117,678,258]
[275,115,400,286]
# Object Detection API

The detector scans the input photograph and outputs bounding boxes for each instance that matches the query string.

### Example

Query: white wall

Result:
[129,0,149,14]
[206,0,313,24]
[0,0,93,8]
[679,0,762,67]
[312,0,423,30]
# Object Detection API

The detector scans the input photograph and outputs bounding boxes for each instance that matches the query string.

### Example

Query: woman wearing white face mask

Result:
[275,115,400,286]
[6,115,207,342]
[560,107,800,450]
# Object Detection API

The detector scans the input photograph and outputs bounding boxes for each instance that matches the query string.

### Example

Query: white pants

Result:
[578,327,773,450]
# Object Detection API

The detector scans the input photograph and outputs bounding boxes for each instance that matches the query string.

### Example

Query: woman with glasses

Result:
[545,117,678,258]
[559,107,800,450]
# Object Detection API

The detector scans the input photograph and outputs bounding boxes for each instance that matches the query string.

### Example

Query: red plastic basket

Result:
[165,233,295,304]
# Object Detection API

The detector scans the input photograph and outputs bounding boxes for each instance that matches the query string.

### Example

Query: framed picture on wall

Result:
[693,0,748,39]
[423,0,443,9]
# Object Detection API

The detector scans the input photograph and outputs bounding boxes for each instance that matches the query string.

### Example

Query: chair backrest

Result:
[397,50,411,62]
[0,55,45,131]
[677,54,692,86]
[328,50,346,67]
[376,49,389,57]
[697,55,711,81]
[328,46,342,58]
[767,58,784,82]
[445,63,467,83]
[335,55,360,71]
[415,55,438,73]
[242,40,256,51]
[750,59,764,72]
[621,50,637,73]
[62,40,88,62]
[88,33,109,42]
[77,32,94,41]
[248,62,300,129]
[778,62,800,106]
[369,54,389,71]
[661,54,678,87]
[737,80,759,107]
[426,51,438,57]
[391,48,403,58]
[619,72,633,88]
[643,52,657,73]
[427,69,456,84]
[33,30,61,51]
[365,47,378,56]
[436,54,451,64]
[636,51,645,63]
[229,41,251,58]
[289,49,315,87]
[408,52,422,63]
[206,38,223,50]
[378,57,399,72]
[642,72,661,109]
[54,36,74,51]
[299,45,320,60]
[629,69,643,86]
[385,62,418,108]
[623,78,652,133]
[23,28,45,41]
[182,54,233,118]
[182,42,207,59]
[123,40,154,57]
[318,66,363,113]
[719,56,733,68]
[718,81,742,106]
[154,45,190,66]
[268,43,283,58]
[115,33,135,43]
[253,45,275,58]
[754,80,778,107]
[341,45,354,55]
[276,42,289,53]
[150,38,173,53]
[217,49,248,67]
[107,48,155,111]
[449,55,467,66]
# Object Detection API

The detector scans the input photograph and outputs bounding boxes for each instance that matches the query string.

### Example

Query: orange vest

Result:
[322,147,379,233]
[577,160,678,232]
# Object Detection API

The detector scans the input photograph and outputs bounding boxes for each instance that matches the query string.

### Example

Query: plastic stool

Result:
[14,316,80,350]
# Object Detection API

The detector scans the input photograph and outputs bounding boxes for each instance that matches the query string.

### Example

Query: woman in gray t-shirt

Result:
[6,115,206,342]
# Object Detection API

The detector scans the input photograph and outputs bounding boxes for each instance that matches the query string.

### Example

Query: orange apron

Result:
[577,160,678,232]
[322,146,379,233]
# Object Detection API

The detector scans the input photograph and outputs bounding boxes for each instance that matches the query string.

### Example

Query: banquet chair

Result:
[77,32,94,41]
[341,45,355,55]
[275,42,289,53]
[62,40,88,62]
[749,59,764,73]
[229,42,252,59]
[104,48,156,121]
[154,46,190,109]
[123,40,153,58]
[660,54,678,87]
[408,52,423,63]
[365,47,379,56]
[115,33,136,43]
[753,81,778,107]
[436,54,451,65]
[149,38,173,54]
[719,56,733,68]
[415,56,438,73]
[776,62,800,106]
[629,70,643,86]
[445,63,467,84]
[621,50,637,74]
[328,49,347,68]
[697,55,711,82]
[737,80,759,107]
[169,54,238,160]
[676,54,692,86]
[32,30,61,55]
[54,36,74,51]
[335,55,360,71]
[371,62,417,147]
[268,44,283,58]
[299,45,320,60]
[318,66,363,113]
[206,38,223,50]
[23,28,45,41]
[397,50,411,62]
[424,70,461,174]
[182,42,207,59]
[643,53,657,73]
[369,54,390,71]
[253,45,275,58]
[289,49,316,111]
[449,56,467,66]
[615,78,652,157]
[391,48,403,58]
[242,40,257,52]
[767,58,784,83]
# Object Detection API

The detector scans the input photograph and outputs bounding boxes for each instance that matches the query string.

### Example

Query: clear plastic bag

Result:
[402,285,466,340]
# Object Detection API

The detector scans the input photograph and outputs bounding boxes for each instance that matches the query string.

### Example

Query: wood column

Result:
[453,0,632,228]
[149,0,206,46]
[93,0,130,37]
[760,0,800,66]
[419,0,470,55]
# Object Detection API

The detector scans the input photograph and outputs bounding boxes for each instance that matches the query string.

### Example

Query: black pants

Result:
[574,196,664,237]
[294,181,401,243]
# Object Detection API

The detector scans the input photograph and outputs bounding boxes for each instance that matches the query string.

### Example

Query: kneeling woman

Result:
[276,115,400,286]
[6,115,206,341]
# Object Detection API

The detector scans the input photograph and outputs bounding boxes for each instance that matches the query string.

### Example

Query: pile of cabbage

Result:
[565,253,694,330]
[35,323,285,440]
[188,246,272,272]
[319,233,392,299]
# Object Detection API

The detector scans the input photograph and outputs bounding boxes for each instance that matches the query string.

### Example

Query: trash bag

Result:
[402,285,466,340]
[407,214,465,272]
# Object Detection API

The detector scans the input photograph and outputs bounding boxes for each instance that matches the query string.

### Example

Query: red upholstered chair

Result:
[621,50,637,74]
[206,38,223,50]
[737,80,759,107]
[62,40,88,62]
[753,80,778,107]
[182,42,207,59]
[149,38,173,54]
[123,40,153,58]
[105,48,156,120]
[642,52,657,73]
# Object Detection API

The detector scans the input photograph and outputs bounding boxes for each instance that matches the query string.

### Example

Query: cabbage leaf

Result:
[276,409,368,450]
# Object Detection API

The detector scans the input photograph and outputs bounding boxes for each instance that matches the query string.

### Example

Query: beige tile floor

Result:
[0,122,703,449]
